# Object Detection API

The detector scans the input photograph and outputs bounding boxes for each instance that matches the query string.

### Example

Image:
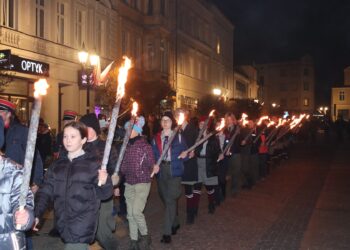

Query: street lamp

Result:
[271,102,277,108]
[78,43,99,114]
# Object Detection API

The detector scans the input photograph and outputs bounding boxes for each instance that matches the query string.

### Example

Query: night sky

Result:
[213,0,350,105]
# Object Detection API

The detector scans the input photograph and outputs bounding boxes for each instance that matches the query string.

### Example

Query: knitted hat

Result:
[63,110,78,121]
[124,116,145,134]
[80,113,101,135]
[0,99,16,113]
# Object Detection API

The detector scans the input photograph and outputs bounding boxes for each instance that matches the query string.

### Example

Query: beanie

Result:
[80,113,101,135]
[124,116,145,134]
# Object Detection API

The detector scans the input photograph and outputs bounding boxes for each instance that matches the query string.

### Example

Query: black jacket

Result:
[197,135,221,177]
[181,122,199,182]
[84,138,119,176]
[35,152,113,244]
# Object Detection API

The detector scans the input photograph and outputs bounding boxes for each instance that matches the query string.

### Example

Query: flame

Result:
[34,79,49,98]
[276,118,283,128]
[267,121,275,127]
[257,116,269,126]
[289,114,306,129]
[209,109,215,117]
[177,112,185,126]
[117,56,132,99]
[239,113,249,126]
[131,102,138,117]
[216,118,225,131]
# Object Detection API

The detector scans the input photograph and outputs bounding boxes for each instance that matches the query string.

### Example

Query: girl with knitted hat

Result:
[120,116,156,250]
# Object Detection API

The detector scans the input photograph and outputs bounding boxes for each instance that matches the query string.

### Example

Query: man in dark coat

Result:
[0,99,43,190]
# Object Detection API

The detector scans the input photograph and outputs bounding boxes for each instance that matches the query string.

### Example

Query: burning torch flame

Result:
[289,114,306,129]
[117,56,132,99]
[34,79,49,98]
[131,102,138,117]
[240,113,249,126]
[177,112,185,126]
[209,109,215,117]
[216,118,225,131]
[267,121,275,127]
[276,118,283,128]
[257,116,269,126]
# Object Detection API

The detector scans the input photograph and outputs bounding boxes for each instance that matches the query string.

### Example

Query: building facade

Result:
[257,55,315,113]
[331,67,350,121]
[0,0,117,133]
[0,0,234,132]
[233,65,259,100]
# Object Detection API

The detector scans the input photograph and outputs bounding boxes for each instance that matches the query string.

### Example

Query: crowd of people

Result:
[0,97,322,250]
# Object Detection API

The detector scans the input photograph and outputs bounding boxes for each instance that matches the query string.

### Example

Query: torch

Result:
[17,79,49,230]
[182,118,225,154]
[111,102,138,185]
[219,125,241,161]
[272,114,306,144]
[195,110,215,143]
[252,116,270,144]
[150,112,185,177]
[99,56,131,186]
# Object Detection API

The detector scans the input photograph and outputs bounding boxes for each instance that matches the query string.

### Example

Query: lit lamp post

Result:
[78,43,100,114]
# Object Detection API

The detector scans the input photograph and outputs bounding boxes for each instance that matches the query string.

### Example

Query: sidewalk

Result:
[300,141,350,250]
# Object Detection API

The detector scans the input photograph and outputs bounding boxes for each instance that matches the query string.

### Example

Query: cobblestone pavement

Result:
[32,140,350,250]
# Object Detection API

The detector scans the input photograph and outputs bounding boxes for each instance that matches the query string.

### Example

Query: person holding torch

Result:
[34,121,113,250]
[119,115,155,250]
[0,115,35,250]
[151,111,188,244]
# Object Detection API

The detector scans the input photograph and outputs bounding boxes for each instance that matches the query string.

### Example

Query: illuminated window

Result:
[303,98,309,106]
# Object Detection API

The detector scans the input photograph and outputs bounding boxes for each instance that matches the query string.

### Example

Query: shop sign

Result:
[0,50,49,76]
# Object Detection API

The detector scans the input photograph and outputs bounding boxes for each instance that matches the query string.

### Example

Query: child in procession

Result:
[119,116,155,250]
[0,115,35,250]
[34,121,113,250]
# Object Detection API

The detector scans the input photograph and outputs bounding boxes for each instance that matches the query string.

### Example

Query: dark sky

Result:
[213,0,350,105]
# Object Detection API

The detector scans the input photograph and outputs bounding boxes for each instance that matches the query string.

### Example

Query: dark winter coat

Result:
[4,121,43,186]
[120,136,155,185]
[152,132,188,178]
[180,122,199,182]
[84,138,119,176]
[196,134,221,178]
[34,152,113,244]
[223,125,242,155]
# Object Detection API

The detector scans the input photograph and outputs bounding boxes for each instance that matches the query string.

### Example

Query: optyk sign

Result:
[0,50,49,76]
